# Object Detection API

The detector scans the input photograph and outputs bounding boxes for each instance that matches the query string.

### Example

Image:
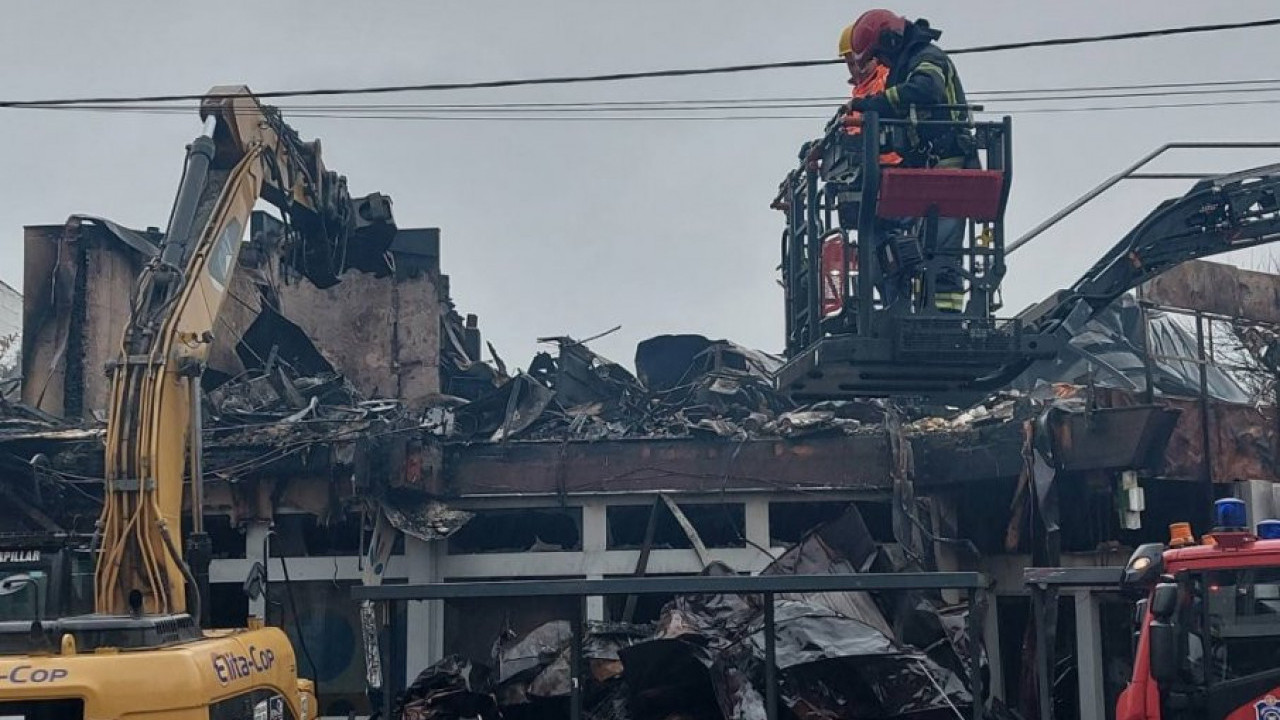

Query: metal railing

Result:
[1008,142,1280,255]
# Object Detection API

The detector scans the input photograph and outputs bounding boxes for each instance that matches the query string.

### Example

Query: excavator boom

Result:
[95,85,395,617]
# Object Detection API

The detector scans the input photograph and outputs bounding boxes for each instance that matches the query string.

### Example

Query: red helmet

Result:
[845,9,907,66]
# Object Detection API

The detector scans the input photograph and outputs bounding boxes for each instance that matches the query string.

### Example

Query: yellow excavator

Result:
[0,86,395,719]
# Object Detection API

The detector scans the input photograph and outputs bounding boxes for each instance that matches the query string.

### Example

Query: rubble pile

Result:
[433,334,1001,443]
[391,506,999,720]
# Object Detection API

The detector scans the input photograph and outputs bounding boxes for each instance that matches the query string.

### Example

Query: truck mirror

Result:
[1149,620,1180,685]
[1123,544,1165,588]
[1134,598,1149,628]
[1151,582,1178,621]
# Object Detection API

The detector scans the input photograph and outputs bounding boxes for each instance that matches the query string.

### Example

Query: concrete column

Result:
[582,501,607,621]
[1074,591,1107,720]
[929,495,962,604]
[1236,479,1276,526]
[245,519,271,619]
[984,595,1005,702]
[405,536,443,676]
[744,499,772,561]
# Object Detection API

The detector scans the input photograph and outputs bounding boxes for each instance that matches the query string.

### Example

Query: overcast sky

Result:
[3,1,1279,369]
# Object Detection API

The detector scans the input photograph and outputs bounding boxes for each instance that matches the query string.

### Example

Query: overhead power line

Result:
[34,96,1280,123]
[21,79,1280,121]
[0,17,1276,109]
[22,78,1280,115]
[31,77,1280,115]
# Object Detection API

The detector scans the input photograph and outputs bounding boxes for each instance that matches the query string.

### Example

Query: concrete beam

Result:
[209,554,411,584]
[444,424,1028,497]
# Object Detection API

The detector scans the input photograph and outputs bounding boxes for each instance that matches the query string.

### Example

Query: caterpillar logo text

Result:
[0,666,69,683]
[211,647,276,685]
[0,551,39,564]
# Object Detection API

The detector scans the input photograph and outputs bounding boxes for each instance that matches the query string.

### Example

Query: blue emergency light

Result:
[1258,519,1280,540]
[1215,498,1248,530]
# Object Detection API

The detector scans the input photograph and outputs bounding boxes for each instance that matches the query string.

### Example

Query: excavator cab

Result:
[774,109,1055,399]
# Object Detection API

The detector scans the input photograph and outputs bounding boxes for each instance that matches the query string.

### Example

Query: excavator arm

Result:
[95,85,395,617]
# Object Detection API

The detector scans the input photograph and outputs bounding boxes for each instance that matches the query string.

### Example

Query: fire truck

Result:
[1026,499,1280,720]
[1115,498,1280,720]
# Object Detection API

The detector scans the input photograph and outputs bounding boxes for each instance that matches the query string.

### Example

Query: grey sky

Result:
[3,1,1279,368]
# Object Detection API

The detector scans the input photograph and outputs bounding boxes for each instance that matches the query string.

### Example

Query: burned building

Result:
[4,209,1280,719]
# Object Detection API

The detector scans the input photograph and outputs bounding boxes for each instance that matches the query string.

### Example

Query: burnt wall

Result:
[278,229,443,407]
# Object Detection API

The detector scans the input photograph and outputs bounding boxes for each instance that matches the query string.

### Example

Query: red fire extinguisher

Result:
[820,232,857,318]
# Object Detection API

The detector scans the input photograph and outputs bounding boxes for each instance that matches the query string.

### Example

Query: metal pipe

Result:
[1127,173,1217,180]
[1274,371,1280,472]
[1137,296,1157,404]
[189,378,204,535]
[968,587,985,720]
[622,498,660,623]
[381,604,395,720]
[764,593,777,720]
[858,112,881,333]
[571,595,585,720]
[1008,142,1280,255]
[1196,313,1215,529]
[353,572,989,601]
[185,376,211,626]
[805,168,822,346]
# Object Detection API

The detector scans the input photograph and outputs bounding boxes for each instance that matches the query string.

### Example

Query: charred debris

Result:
[395,504,1002,720]
[437,329,1020,444]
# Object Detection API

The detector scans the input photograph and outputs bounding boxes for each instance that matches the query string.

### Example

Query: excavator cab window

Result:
[0,699,84,720]
[0,571,45,622]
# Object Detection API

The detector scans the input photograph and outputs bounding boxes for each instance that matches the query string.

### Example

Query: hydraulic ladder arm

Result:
[95,85,395,617]
[990,161,1280,388]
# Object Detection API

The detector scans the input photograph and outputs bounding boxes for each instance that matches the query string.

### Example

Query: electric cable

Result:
[22,75,1280,114]
[279,554,322,701]
[0,18,1275,108]
[14,81,1280,123]
[36,82,1280,114]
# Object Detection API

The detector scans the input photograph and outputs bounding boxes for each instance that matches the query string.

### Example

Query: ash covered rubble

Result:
[431,332,1023,444]
[392,504,1007,720]
[430,288,1265,446]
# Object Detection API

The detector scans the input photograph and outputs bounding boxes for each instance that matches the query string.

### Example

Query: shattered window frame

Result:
[605,502,747,551]
[446,507,584,555]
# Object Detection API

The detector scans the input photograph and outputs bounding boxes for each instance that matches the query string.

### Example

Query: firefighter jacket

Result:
[854,19,974,167]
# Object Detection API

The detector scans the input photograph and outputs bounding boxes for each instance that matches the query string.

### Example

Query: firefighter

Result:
[839,35,901,166]
[840,10,976,313]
